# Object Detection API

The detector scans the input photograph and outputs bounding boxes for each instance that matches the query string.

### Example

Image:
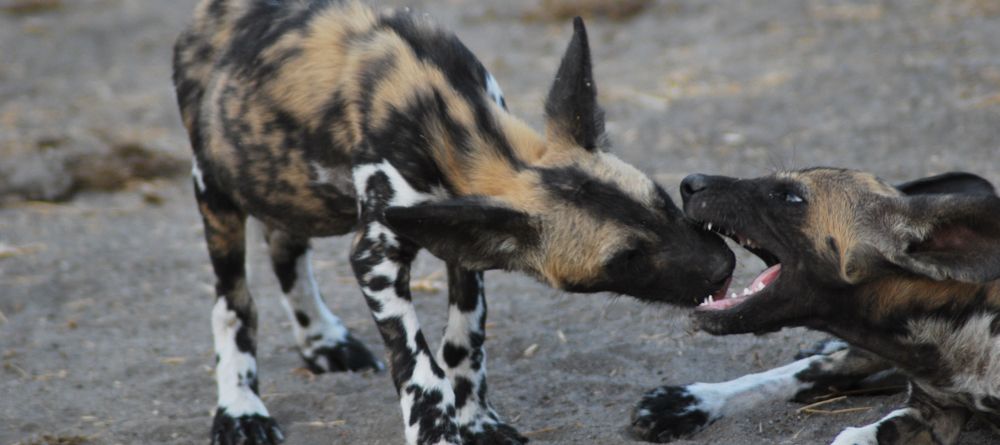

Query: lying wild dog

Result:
[172,1,735,444]
[630,169,1000,444]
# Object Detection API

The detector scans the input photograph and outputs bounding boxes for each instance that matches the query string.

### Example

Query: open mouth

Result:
[697,222,782,311]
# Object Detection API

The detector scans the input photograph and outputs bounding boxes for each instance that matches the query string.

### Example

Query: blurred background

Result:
[1,0,997,444]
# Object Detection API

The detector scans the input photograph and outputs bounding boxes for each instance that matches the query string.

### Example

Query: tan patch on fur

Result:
[198,200,246,256]
[538,208,627,288]
[866,277,984,320]
[794,169,901,281]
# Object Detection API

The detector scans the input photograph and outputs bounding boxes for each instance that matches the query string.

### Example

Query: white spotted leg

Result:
[195,178,284,444]
[438,264,526,443]
[351,162,461,445]
[264,227,383,373]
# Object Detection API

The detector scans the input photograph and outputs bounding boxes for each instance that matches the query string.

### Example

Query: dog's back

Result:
[173,0,510,235]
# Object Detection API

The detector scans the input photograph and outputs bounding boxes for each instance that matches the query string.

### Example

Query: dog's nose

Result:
[680,174,710,203]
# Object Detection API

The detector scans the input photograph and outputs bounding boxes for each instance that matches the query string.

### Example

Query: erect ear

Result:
[895,172,997,197]
[847,195,1000,284]
[544,17,607,152]
[383,199,539,271]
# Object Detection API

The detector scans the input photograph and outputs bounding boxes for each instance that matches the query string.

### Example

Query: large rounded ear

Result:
[383,199,539,271]
[895,172,996,197]
[544,17,607,152]
[847,195,1000,284]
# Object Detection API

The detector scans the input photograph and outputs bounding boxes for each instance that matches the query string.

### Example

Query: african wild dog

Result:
[172,1,735,444]
[629,169,1000,444]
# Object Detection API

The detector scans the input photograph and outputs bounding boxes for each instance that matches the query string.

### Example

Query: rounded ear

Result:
[847,195,1000,284]
[894,172,997,197]
[383,198,540,271]
[544,17,608,152]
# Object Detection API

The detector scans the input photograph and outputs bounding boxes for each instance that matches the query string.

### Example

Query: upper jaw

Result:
[687,216,796,331]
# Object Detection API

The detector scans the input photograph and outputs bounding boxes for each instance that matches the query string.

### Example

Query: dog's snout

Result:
[681,174,710,203]
[706,248,736,284]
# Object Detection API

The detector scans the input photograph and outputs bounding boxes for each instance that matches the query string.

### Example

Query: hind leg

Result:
[196,182,284,445]
[631,340,902,443]
[264,228,383,373]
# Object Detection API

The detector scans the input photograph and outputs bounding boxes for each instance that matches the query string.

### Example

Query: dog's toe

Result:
[630,386,713,443]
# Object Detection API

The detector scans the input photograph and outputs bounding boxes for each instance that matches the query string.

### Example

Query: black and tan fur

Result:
[172,1,734,444]
[631,169,1000,444]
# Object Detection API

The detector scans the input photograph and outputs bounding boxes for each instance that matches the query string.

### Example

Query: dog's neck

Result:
[418,105,588,213]
[825,278,1000,379]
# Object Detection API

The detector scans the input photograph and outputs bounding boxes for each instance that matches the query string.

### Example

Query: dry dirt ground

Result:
[2,0,999,444]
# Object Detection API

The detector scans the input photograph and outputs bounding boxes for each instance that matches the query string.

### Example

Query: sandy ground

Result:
[2,0,999,444]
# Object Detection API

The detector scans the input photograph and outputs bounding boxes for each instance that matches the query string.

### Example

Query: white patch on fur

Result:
[684,354,822,422]
[278,251,349,352]
[438,277,490,426]
[192,158,207,192]
[816,339,850,355]
[212,298,268,418]
[906,314,1000,407]
[831,408,915,445]
[310,161,333,184]
[400,354,457,445]
[352,160,429,208]
[366,221,398,246]
[485,72,505,108]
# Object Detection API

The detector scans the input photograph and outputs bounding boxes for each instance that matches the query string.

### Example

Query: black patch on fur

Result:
[544,17,605,150]
[211,251,245,297]
[294,310,311,327]
[223,0,330,81]
[631,386,711,443]
[211,408,284,445]
[271,239,309,294]
[383,200,539,269]
[895,172,997,197]
[366,275,392,292]
[541,167,663,228]
[235,325,255,355]
[378,11,489,107]
[453,376,474,409]
[375,12,521,166]
[403,384,459,443]
[442,343,469,368]
[301,334,382,374]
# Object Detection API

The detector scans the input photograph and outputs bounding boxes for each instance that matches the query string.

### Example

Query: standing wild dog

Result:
[630,169,1000,444]
[172,1,735,444]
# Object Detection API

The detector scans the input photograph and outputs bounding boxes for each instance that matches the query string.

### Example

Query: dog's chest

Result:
[906,314,1000,416]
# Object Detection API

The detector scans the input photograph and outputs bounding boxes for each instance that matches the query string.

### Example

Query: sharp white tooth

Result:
[707,222,713,231]
[708,295,714,303]
[730,292,739,299]
[743,287,752,296]
[754,282,766,292]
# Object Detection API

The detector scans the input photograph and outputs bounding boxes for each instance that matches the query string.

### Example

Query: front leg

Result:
[632,342,895,443]
[351,163,460,445]
[439,264,527,445]
[832,386,970,445]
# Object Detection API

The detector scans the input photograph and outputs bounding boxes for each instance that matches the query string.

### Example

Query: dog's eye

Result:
[770,190,805,204]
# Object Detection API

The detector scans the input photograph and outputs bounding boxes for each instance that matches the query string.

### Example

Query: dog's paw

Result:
[630,386,713,443]
[461,421,528,445]
[830,426,878,445]
[211,408,285,445]
[794,338,849,360]
[301,334,383,373]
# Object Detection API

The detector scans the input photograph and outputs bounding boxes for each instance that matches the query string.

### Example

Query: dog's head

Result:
[680,168,1000,335]
[381,18,734,305]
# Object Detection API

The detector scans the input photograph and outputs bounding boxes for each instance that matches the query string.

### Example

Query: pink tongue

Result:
[750,264,782,291]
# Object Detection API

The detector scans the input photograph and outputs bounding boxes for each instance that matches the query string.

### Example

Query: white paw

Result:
[831,425,878,445]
